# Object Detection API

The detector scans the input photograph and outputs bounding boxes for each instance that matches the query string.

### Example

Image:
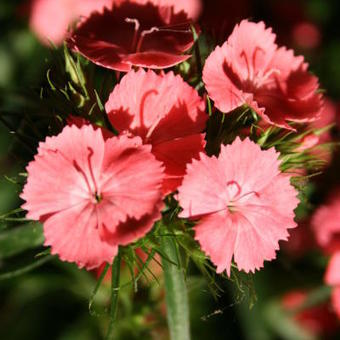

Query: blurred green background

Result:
[1,1,340,339]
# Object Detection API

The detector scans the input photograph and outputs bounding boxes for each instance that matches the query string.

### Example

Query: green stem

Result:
[161,236,191,340]
[0,255,53,281]
[105,251,121,340]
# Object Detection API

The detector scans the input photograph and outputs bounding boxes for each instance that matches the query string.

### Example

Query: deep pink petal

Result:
[125,52,191,69]
[106,69,206,144]
[152,134,205,194]
[100,135,164,224]
[103,203,163,246]
[203,43,249,113]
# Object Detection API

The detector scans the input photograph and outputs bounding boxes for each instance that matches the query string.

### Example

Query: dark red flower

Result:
[67,1,197,71]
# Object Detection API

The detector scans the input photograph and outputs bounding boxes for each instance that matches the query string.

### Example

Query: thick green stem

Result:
[105,251,121,340]
[161,236,191,340]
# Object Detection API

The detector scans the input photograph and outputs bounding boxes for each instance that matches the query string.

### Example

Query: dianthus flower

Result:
[177,137,299,275]
[312,191,340,254]
[29,0,112,45]
[312,191,340,319]
[325,252,340,319]
[282,290,339,335]
[203,20,323,130]
[21,125,164,269]
[105,69,207,194]
[67,0,197,71]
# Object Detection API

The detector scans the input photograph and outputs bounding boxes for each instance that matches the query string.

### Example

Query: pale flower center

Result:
[226,180,259,212]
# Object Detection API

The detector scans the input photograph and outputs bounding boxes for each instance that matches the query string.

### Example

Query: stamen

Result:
[136,27,159,52]
[226,180,241,200]
[257,68,280,88]
[235,190,260,202]
[125,18,140,51]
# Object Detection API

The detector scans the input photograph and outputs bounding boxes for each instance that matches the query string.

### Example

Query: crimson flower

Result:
[68,0,197,71]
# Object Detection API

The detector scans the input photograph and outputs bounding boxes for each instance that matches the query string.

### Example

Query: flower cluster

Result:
[22,0,329,281]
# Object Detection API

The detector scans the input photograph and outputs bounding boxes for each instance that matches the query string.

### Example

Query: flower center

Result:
[226,180,260,212]
[94,192,102,204]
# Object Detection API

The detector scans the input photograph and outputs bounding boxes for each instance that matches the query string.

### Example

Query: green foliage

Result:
[0,222,44,260]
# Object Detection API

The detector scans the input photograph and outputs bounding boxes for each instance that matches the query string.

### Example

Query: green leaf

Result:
[0,222,44,260]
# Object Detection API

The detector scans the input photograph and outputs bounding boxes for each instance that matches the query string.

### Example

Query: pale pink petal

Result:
[21,150,88,220]
[44,202,117,270]
[218,137,282,193]
[226,20,277,82]
[21,125,105,220]
[30,0,112,46]
[267,47,305,83]
[195,210,237,276]
[178,152,229,218]
[37,125,105,192]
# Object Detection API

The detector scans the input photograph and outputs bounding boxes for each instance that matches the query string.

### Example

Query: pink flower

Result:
[292,22,321,49]
[177,137,299,275]
[282,290,339,335]
[203,20,323,130]
[21,125,164,269]
[67,1,197,71]
[325,252,340,319]
[312,191,340,319]
[29,0,112,45]
[312,191,340,254]
[105,69,207,194]
[114,0,202,21]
